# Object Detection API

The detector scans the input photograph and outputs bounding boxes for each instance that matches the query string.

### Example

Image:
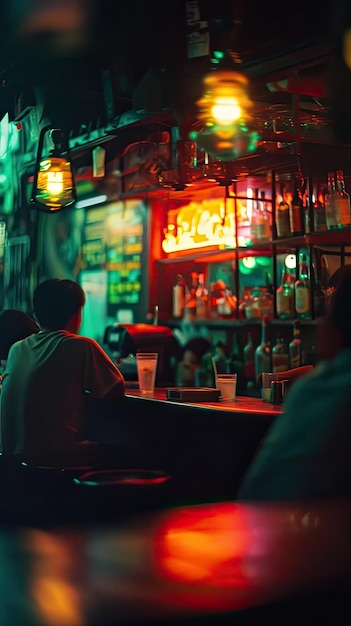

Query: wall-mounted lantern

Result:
[31,126,76,212]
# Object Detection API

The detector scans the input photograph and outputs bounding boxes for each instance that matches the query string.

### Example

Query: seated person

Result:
[0,279,126,465]
[237,268,351,502]
[0,309,39,366]
[176,337,212,387]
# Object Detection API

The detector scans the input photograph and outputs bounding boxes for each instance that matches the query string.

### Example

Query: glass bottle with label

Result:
[272,336,289,374]
[313,196,327,232]
[172,274,186,318]
[325,171,338,230]
[276,269,295,320]
[335,169,351,228]
[254,313,271,383]
[302,179,312,234]
[276,184,291,238]
[289,175,304,235]
[184,272,198,319]
[251,189,270,243]
[295,253,311,319]
[195,273,209,319]
[289,320,303,369]
[259,191,271,241]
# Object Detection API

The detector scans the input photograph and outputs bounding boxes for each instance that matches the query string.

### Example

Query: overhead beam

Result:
[267,75,330,98]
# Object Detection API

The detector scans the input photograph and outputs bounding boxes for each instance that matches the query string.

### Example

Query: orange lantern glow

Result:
[190,70,260,161]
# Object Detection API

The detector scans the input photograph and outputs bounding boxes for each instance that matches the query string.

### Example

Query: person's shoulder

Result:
[283,359,335,413]
[67,334,113,358]
[64,333,102,349]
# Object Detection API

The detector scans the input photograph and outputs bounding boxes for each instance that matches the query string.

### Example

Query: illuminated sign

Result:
[161,197,251,253]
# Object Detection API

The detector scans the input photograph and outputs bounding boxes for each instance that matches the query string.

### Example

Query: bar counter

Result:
[126,388,283,416]
[124,389,283,500]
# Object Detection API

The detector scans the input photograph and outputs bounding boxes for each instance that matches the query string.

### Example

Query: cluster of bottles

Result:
[172,273,236,320]
[243,316,304,386]
[276,170,350,238]
[276,252,326,321]
[324,170,351,230]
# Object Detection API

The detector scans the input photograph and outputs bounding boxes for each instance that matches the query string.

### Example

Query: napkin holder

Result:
[166,387,220,402]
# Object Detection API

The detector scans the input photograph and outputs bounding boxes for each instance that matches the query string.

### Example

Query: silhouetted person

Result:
[0,279,126,465]
[238,267,351,502]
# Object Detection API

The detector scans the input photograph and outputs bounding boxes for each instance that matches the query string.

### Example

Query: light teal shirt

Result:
[238,349,351,501]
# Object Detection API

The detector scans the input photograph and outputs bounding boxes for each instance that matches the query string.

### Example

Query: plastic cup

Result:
[136,353,158,395]
[216,373,237,401]
[261,372,278,402]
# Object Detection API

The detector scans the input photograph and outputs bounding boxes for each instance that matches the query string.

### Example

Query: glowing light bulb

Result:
[242,256,256,269]
[285,254,297,269]
[47,170,63,195]
[211,98,241,125]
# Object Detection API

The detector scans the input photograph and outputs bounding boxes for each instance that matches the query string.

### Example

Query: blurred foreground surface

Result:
[1,483,351,626]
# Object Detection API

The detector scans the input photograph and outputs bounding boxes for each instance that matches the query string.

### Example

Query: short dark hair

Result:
[33,279,86,330]
[182,337,211,363]
[0,309,40,359]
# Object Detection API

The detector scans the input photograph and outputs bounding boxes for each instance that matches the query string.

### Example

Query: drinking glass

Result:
[136,353,158,395]
[216,373,237,401]
[261,372,278,402]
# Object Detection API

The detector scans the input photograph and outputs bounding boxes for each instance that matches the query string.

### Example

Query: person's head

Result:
[181,337,211,370]
[0,309,40,361]
[317,266,351,359]
[33,279,86,332]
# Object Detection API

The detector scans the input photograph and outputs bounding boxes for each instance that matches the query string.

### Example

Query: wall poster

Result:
[40,198,148,341]
[103,199,147,319]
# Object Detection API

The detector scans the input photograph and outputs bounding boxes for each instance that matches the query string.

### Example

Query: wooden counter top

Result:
[123,389,282,496]
[126,388,283,416]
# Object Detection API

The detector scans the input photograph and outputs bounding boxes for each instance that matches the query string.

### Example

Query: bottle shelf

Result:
[273,228,351,248]
[157,228,351,266]
[162,318,318,328]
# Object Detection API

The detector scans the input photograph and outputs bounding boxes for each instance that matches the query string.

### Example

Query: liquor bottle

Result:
[302,179,312,234]
[289,320,303,369]
[313,196,327,232]
[272,336,289,374]
[184,272,198,319]
[250,188,260,244]
[172,274,186,318]
[195,273,209,319]
[295,253,311,319]
[324,171,338,230]
[251,189,270,243]
[265,271,274,295]
[243,331,255,387]
[254,313,271,383]
[276,269,295,320]
[289,175,304,235]
[276,184,291,238]
[335,169,351,228]
[259,191,271,241]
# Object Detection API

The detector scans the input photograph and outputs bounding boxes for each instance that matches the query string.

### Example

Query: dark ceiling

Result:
[1,0,351,143]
